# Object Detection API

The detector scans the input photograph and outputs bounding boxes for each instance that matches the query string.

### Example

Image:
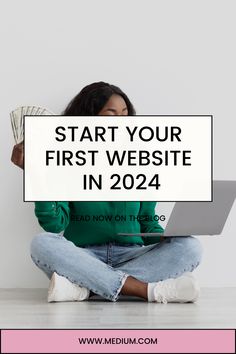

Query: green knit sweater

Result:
[34,201,164,247]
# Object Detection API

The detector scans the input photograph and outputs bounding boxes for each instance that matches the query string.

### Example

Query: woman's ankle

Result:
[120,276,148,300]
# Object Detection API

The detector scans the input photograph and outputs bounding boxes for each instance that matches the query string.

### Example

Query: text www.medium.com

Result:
[78,337,158,345]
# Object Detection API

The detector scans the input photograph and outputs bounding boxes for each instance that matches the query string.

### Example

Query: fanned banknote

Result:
[10,105,55,144]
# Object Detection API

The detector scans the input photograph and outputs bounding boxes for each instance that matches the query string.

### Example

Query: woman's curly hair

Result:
[62,81,136,116]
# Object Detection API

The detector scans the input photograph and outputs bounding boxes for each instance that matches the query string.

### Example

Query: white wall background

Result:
[0,0,235,288]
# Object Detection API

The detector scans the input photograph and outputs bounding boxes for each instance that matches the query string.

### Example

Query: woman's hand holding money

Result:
[11,142,24,169]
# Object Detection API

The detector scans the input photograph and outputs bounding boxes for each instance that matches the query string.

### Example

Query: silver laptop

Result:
[117,180,236,237]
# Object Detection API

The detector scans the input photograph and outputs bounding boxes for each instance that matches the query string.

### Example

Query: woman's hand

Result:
[11,141,24,169]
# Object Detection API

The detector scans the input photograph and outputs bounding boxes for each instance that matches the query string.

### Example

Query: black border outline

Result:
[23,115,213,203]
[0,328,235,354]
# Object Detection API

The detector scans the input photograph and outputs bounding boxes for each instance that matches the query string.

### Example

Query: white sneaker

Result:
[151,272,200,304]
[47,272,90,303]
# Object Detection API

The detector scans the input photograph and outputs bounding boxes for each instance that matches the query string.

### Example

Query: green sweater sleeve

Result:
[138,202,164,245]
[34,202,70,233]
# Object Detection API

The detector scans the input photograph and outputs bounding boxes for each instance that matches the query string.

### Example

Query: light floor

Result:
[0,288,235,329]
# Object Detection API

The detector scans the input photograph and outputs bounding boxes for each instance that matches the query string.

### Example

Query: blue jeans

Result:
[30,232,203,302]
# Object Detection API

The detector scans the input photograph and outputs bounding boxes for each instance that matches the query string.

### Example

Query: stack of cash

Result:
[10,105,55,144]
